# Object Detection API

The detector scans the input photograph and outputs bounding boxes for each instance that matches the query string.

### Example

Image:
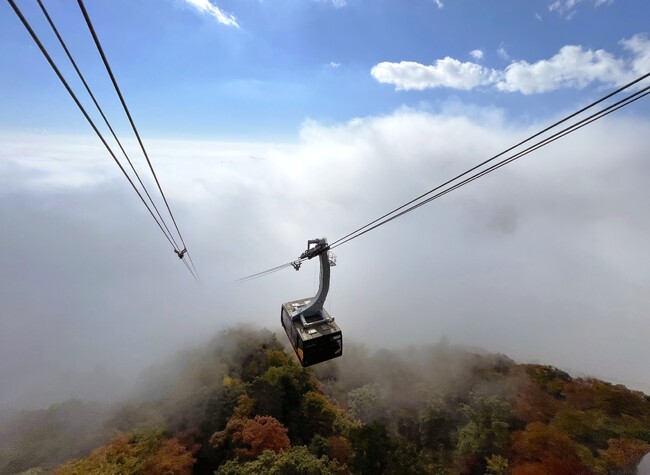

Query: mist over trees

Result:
[1,326,649,474]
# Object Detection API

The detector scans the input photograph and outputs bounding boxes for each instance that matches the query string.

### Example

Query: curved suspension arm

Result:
[295,238,331,318]
[301,249,331,318]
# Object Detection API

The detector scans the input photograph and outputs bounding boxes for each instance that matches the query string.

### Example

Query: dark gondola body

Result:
[281,298,342,367]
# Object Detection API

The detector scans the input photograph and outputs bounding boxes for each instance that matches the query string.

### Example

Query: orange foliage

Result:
[212,415,290,460]
[599,438,650,470]
[145,438,195,475]
[55,432,195,475]
[240,415,291,457]
[509,422,595,475]
[513,380,560,424]
[511,458,588,475]
[564,379,648,417]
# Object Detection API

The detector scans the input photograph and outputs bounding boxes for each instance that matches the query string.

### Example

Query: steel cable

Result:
[329,71,650,248]
[7,0,181,253]
[330,84,650,250]
[238,73,650,281]
[35,0,182,253]
[77,0,199,278]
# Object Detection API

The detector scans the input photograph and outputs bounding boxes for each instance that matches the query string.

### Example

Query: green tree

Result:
[393,408,419,446]
[385,438,428,475]
[251,363,317,443]
[308,434,352,467]
[455,395,515,473]
[241,348,291,382]
[485,455,508,475]
[349,421,393,475]
[215,446,345,475]
[347,384,386,424]
[419,396,456,454]
[301,391,338,439]
[551,408,614,449]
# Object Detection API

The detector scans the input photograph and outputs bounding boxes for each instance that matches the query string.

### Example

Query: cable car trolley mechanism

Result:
[281,238,342,367]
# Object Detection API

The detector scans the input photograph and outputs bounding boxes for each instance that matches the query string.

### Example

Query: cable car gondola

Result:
[281,238,342,367]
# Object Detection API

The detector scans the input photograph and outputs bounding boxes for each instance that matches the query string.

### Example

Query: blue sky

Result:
[1,0,649,140]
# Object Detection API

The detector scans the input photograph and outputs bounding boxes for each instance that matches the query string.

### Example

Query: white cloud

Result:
[622,34,650,77]
[470,49,484,61]
[3,109,650,404]
[329,61,341,69]
[371,58,500,91]
[433,0,444,8]
[535,12,543,21]
[497,45,627,94]
[549,0,614,19]
[372,34,650,94]
[181,0,239,28]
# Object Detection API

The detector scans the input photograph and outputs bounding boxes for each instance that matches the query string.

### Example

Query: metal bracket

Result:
[300,238,330,260]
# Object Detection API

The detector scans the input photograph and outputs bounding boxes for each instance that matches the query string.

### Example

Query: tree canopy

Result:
[2,328,649,475]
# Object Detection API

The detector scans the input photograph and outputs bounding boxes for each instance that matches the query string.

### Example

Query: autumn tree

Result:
[55,433,141,475]
[146,438,196,475]
[508,422,597,475]
[513,378,560,424]
[564,379,649,418]
[55,431,195,475]
[328,435,352,466]
[240,416,291,457]
[211,415,290,460]
[599,438,650,472]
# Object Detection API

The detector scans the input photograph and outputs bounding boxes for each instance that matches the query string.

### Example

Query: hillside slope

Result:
[1,327,649,475]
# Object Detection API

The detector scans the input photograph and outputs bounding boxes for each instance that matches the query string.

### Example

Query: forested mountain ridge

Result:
[1,327,649,475]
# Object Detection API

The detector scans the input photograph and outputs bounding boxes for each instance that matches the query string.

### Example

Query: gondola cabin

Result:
[281,298,342,367]
[280,238,342,367]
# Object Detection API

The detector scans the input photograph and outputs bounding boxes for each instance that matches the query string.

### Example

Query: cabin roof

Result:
[282,298,341,341]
